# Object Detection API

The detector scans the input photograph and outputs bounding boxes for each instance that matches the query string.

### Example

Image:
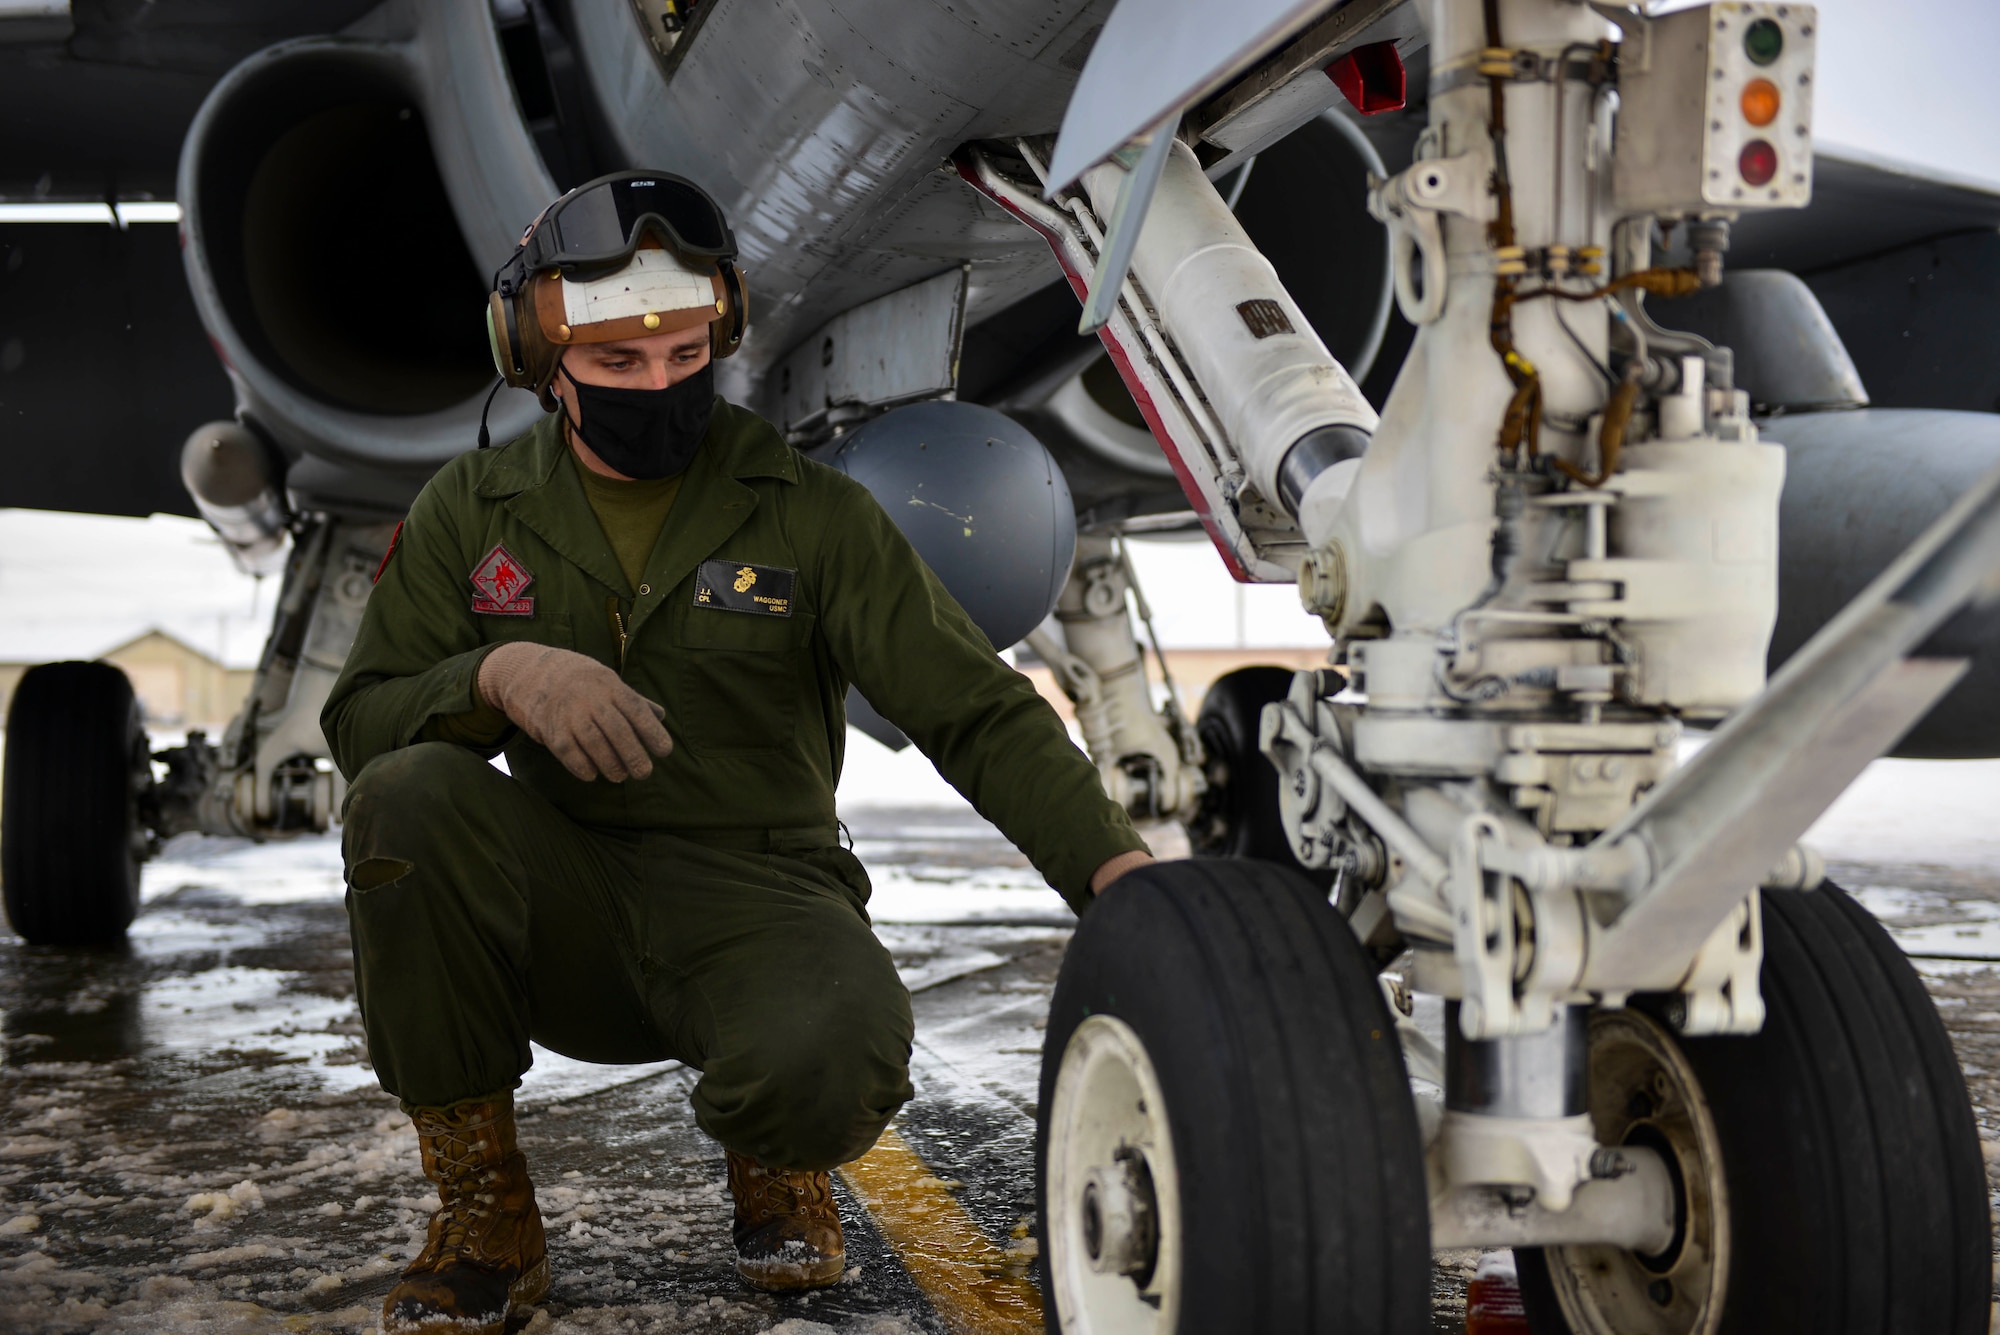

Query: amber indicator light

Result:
[1744,17,1784,65]
[1741,77,1781,126]
[1740,138,1779,186]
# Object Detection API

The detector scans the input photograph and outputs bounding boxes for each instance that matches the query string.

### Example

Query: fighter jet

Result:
[3,1,1997,1331]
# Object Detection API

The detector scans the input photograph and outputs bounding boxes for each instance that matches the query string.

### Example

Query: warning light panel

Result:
[1613,2,1816,215]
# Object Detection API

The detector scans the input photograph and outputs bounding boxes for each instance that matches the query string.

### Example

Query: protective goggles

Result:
[500,171,737,292]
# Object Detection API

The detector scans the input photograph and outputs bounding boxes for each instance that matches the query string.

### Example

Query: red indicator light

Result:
[1739,138,1778,186]
[1740,77,1780,127]
[1325,40,1408,116]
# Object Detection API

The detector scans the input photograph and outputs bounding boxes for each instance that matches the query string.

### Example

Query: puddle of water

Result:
[3,988,146,1064]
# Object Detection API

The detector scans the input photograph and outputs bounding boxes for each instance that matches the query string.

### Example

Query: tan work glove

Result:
[477,643,674,782]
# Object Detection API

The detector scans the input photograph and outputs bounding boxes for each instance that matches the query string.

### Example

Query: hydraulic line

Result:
[1480,2,1694,476]
[1482,0,1538,464]
[1551,359,1641,489]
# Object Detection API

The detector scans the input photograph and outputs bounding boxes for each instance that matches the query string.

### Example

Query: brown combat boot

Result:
[724,1148,845,1291]
[379,1095,549,1335]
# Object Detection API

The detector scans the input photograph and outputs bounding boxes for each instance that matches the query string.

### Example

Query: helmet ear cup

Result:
[487,279,564,411]
[487,292,525,385]
[712,260,748,360]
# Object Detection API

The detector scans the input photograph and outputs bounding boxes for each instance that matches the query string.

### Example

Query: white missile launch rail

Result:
[1029,1,1996,1331]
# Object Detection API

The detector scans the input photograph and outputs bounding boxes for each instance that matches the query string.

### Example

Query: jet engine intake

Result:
[179,11,556,482]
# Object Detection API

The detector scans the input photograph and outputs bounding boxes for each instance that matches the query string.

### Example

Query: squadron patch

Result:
[693,558,794,616]
[470,543,536,616]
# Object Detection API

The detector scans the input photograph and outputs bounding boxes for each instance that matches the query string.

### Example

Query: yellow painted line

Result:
[838,1126,1046,1335]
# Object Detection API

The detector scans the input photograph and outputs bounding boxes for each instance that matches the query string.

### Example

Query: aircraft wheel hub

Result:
[1540,1011,1728,1335]
[1048,1014,1181,1332]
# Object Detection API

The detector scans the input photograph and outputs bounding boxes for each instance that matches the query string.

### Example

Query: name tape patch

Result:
[693,558,795,617]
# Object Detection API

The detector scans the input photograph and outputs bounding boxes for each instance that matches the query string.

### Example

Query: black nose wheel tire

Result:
[1517,881,1991,1335]
[1037,857,1430,1335]
[2,661,148,946]
[1186,666,1324,877]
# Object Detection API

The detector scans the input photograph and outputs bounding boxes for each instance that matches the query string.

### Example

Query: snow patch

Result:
[0,1135,67,1158]
[181,1180,264,1226]
[175,1241,287,1270]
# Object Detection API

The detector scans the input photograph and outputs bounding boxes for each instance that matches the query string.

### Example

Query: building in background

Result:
[0,627,254,732]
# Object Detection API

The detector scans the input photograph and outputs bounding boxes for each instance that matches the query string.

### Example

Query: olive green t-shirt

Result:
[422,447,684,746]
[569,452,686,590]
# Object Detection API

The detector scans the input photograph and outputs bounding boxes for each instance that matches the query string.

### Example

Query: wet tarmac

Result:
[3,803,2000,1333]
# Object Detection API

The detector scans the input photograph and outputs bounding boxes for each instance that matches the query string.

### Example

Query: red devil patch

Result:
[470,543,536,616]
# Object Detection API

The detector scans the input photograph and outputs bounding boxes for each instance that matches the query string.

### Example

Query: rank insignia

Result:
[470,543,536,616]
[694,558,794,616]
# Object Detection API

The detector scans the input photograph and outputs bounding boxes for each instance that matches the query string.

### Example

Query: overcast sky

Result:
[1675,0,2000,185]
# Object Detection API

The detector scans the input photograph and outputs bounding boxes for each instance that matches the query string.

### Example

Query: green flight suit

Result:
[322,402,1146,1170]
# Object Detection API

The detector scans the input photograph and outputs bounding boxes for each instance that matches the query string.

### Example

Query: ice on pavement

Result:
[0,749,1054,1334]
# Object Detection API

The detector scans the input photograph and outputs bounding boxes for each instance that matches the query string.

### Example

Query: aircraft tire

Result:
[1,661,146,946]
[1037,857,1430,1334]
[1516,882,1989,1335]
[1186,666,1304,864]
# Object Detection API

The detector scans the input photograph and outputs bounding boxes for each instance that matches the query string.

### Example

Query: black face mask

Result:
[560,359,715,479]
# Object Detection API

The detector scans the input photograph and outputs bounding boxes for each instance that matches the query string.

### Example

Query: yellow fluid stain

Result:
[838,1127,1045,1334]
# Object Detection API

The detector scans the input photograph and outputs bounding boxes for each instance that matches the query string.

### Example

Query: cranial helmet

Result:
[486,170,749,411]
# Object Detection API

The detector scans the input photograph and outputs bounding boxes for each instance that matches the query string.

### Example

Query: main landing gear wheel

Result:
[1037,858,1430,1334]
[1,661,149,945]
[1186,666,1321,876]
[1517,882,1990,1335]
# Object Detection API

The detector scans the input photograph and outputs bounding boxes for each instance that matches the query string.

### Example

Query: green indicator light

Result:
[1744,17,1784,65]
